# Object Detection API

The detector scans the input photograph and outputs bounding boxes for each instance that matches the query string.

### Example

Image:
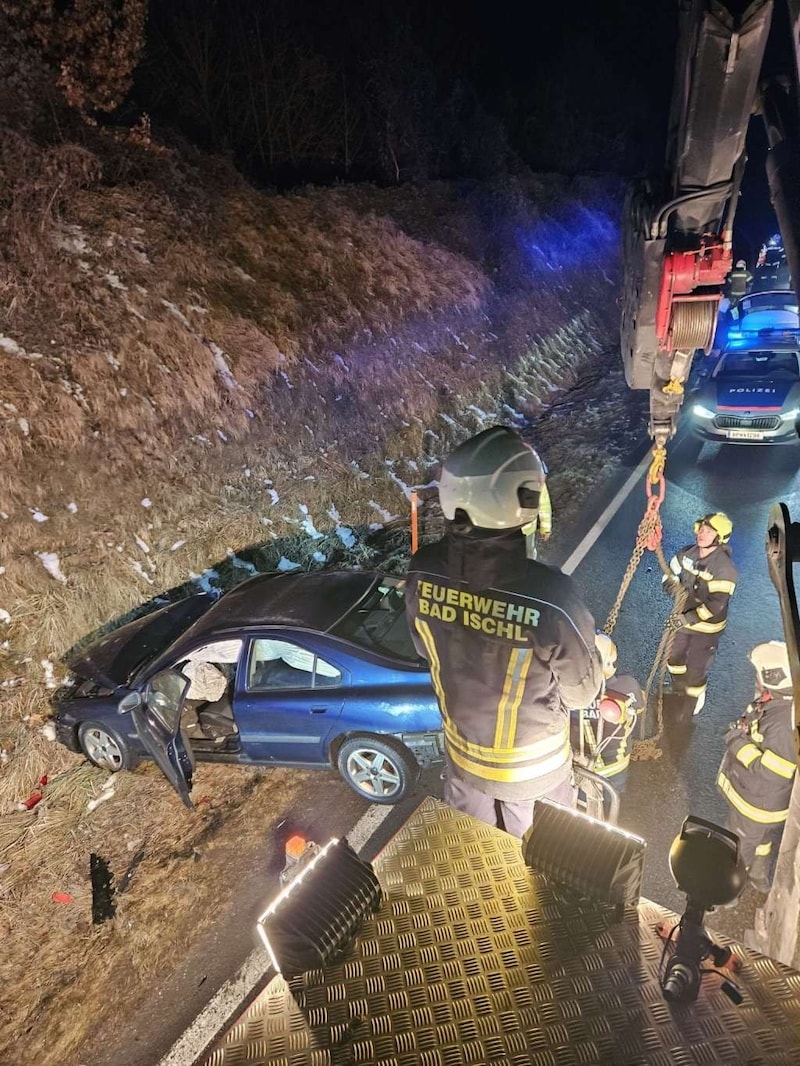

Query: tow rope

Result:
[600,444,687,761]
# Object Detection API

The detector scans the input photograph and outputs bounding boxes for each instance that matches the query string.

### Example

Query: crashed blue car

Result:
[52,570,444,806]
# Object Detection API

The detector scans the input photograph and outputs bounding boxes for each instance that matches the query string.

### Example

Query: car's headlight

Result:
[692,403,715,418]
[781,407,800,420]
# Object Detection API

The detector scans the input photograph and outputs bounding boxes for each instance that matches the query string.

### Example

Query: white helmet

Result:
[749,640,793,694]
[439,426,546,530]
[735,259,746,269]
[595,633,618,680]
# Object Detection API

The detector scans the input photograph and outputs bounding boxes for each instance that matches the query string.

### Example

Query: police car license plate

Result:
[726,429,765,441]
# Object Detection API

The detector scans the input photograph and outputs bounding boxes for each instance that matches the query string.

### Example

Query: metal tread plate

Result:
[205,798,800,1065]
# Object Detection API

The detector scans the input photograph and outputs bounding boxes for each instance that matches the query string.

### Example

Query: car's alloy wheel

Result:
[336,735,419,805]
[78,722,133,773]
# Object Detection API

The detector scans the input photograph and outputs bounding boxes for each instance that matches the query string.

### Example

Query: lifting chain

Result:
[599,443,684,763]
[602,444,666,635]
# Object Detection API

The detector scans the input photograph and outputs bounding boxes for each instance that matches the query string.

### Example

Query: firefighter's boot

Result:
[747,853,771,895]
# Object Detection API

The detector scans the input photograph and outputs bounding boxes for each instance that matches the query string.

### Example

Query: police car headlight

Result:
[692,403,715,418]
[781,407,800,420]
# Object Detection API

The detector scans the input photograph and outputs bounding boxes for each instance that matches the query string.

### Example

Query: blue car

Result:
[53,570,444,806]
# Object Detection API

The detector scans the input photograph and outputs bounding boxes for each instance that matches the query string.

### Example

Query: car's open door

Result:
[121,669,196,809]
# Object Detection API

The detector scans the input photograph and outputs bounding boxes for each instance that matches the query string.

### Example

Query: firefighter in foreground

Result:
[575,633,643,785]
[717,641,797,894]
[405,426,604,838]
[662,512,738,716]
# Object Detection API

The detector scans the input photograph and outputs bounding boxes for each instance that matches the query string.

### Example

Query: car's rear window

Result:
[332,577,421,663]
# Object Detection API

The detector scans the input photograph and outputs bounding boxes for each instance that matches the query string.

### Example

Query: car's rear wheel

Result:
[78,721,137,773]
[336,735,419,804]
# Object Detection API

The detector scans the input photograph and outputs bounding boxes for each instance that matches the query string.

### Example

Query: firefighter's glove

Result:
[664,614,685,633]
[663,576,681,596]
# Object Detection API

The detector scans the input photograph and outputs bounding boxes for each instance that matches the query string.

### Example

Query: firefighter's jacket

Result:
[575,673,643,778]
[405,530,603,801]
[717,693,796,827]
[664,543,737,634]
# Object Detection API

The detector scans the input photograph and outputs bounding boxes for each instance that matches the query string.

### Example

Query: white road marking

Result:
[560,450,652,575]
[157,802,395,1066]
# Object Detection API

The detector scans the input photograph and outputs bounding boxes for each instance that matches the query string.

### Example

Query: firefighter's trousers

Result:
[667,629,720,708]
[726,810,784,870]
[443,758,576,839]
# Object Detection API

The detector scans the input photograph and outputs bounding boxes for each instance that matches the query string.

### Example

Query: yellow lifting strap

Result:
[600,443,685,763]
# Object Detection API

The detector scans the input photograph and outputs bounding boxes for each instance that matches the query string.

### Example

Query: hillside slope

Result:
[0,110,644,1063]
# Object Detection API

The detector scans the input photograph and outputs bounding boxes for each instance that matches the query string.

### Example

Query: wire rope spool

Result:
[669,299,718,352]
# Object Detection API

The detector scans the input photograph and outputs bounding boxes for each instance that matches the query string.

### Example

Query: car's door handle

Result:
[310,706,328,714]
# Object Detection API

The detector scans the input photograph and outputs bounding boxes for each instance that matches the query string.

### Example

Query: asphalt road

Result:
[118,429,800,1066]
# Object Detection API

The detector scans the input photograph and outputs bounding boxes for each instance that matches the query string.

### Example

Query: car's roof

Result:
[181,569,378,643]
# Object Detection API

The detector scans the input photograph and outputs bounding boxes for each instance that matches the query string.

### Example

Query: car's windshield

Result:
[715,349,800,379]
[332,576,421,663]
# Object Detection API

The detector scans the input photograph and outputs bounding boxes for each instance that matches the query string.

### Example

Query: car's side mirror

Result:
[118,691,143,715]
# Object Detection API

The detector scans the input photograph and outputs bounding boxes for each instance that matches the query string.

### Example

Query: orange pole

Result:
[410,491,419,555]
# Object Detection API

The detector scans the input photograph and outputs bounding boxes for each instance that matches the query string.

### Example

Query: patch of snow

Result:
[350,461,370,480]
[243,467,251,478]
[267,488,279,506]
[298,505,323,539]
[41,659,57,689]
[106,352,121,370]
[129,559,154,585]
[161,300,190,328]
[335,526,357,549]
[369,501,398,523]
[36,552,67,583]
[190,569,221,595]
[260,517,273,526]
[0,336,24,356]
[134,535,150,554]
[278,371,294,389]
[332,354,350,371]
[87,786,116,813]
[209,342,242,392]
[66,502,78,513]
[226,550,259,575]
[0,566,5,575]
[141,498,152,509]
[40,722,57,742]
[30,508,48,523]
[170,540,186,551]
[232,265,255,282]
[387,471,412,500]
[104,273,127,291]
[466,404,490,422]
[217,429,229,443]
[277,557,301,572]
[439,413,457,426]
[18,418,29,435]
[0,609,10,624]
[312,551,326,563]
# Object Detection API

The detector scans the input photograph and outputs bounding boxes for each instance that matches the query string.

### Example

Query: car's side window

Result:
[175,639,243,701]
[247,638,342,690]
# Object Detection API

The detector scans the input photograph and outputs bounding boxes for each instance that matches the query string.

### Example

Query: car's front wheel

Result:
[78,721,138,773]
[336,735,420,804]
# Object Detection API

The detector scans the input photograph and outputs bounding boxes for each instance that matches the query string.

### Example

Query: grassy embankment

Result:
[0,121,630,1063]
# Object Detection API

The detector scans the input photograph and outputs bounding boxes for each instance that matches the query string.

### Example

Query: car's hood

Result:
[714,379,798,411]
[68,595,215,690]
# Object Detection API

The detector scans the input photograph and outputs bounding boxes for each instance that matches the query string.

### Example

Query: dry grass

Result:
[0,115,630,1064]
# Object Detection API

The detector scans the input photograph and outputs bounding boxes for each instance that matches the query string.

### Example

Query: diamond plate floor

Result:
[204,798,800,1065]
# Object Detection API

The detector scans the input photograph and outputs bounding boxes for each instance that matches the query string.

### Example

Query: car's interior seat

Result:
[252,659,314,689]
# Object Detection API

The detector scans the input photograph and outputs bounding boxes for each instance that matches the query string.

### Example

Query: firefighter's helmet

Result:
[735,259,746,270]
[438,426,546,530]
[594,633,618,680]
[693,512,733,544]
[750,640,793,694]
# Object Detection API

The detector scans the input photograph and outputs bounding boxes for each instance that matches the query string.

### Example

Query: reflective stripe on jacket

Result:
[664,542,737,633]
[406,531,602,801]
[716,694,796,825]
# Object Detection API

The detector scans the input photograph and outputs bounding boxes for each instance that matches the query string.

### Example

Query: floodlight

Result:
[256,838,382,978]
[522,799,646,914]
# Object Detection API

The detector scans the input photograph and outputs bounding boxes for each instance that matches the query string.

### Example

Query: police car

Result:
[690,291,800,445]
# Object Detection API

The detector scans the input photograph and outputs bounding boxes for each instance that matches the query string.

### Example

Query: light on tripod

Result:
[660,816,747,1004]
